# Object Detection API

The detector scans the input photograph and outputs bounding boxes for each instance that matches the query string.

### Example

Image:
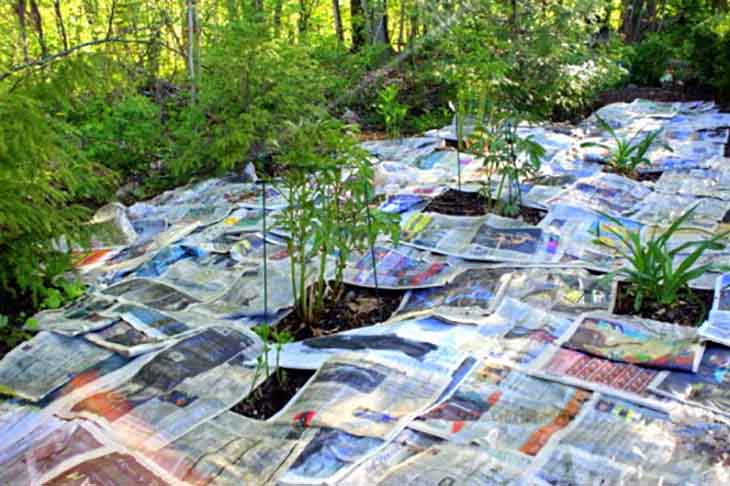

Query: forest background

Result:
[1,0,729,341]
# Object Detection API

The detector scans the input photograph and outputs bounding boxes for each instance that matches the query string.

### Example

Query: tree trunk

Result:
[332,0,344,44]
[28,0,46,57]
[53,0,69,51]
[372,0,390,46]
[397,0,405,51]
[350,0,366,50]
[15,1,29,62]
[273,0,283,36]
[186,0,197,102]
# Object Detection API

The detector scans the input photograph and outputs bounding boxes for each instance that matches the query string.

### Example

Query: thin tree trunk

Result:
[350,0,366,50]
[332,0,344,44]
[15,1,29,62]
[187,0,197,102]
[28,0,46,57]
[53,0,69,50]
[273,0,283,36]
[397,0,405,51]
[373,0,390,46]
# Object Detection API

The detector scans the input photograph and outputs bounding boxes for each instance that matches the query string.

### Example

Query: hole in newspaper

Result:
[613,282,712,327]
[231,368,315,420]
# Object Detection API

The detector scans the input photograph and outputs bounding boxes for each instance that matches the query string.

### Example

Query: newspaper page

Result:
[479,298,574,370]
[699,320,730,348]
[276,316,478,374]
[53,326,263,451]
[362,137,442,164]
[539,203,642,271]
[411,361,591,457]
[656,166,730,200]
[533,395,730,485]
[343,245,461,289]
[531,347,666,410]
[379,193,430,214]
[400,212,561,263]
[560,311,705,372]
[30,294,119,335]
[143,252,248,303]
[629,192,729,231]
[500,266,616,316]
[649,344,730,417]
[338,429,442,486]
[0,332,113,402]
[271,352,455,441]
[42,450,181,485]
[710,273,730,325]
[181,208,272,251]
[0,417,148,486]
[279,427,385,484]
[375,444,532,486]
[85,202,139,249]
[152,411,306,486]
[102,278,202,312]
[392,266,511,323]
[544,172,651,216]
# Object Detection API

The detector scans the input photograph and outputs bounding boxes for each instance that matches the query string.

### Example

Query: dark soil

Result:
[231,368,315,420]
[602,165,662,182]
[723,209,730,224]
[613,282,712,326]
[275,284,405,341]
[425,189,546,225]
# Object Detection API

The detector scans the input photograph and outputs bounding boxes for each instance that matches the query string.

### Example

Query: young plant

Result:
[275,118,399,324]
[471,111,545,217]
[375,85,408,140]
[581,115,670,177]
[250,325,293,390]
[596,206,730,315]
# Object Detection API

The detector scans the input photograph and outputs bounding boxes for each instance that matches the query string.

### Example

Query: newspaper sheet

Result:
[629,192,729,231]
[0,332,113,402]
[276,316,478,373]
[411,361,591,456]
[544,173,651,216]
[649,344,730,417]
[86,202,139,249]
[400,212,561,263]
[479,297,574,370]
[532,347,665,410]
[533,395,730,485]
[710,273,730,325]
[53,326,263,451]
[30,294,119,335]
[152,411,305,485]
[102,277,202,311]
[376,444,532,486]
[0,416,164,486]
[560,311,705,372]
[655,166,730,200]
[280,427,385,484]
[500,266,616,316]
[338,429,441,486]
[362,137,442,164]
[539,203,642,271]
[271,352,455,441]
[392,266,511,323]
[343,245,461,289]
[84,304,238,356]
[42,450,181,485]
[378,193,430,214]
[181,208,273,252]
[699,320,730,348]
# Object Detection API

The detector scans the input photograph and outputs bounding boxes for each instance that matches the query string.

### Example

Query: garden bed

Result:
[231,368,314,419]
[274,283,405,341]
[425,189,546,224]
[613,281,712,326]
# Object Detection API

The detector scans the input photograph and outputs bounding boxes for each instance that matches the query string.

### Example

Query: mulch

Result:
[274,284,405,342]
[613,282,712,327]
[425,188,546,225]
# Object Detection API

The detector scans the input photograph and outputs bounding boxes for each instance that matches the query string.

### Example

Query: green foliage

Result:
[171,19,335,176]
[686,13,730,102]
[78,95,165,177]
[471,110,545,217]
[626,32,680,86]
[598,207,729,317]
[375,85,408,139]
[582,115,669,177]
[274,117,399,324]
